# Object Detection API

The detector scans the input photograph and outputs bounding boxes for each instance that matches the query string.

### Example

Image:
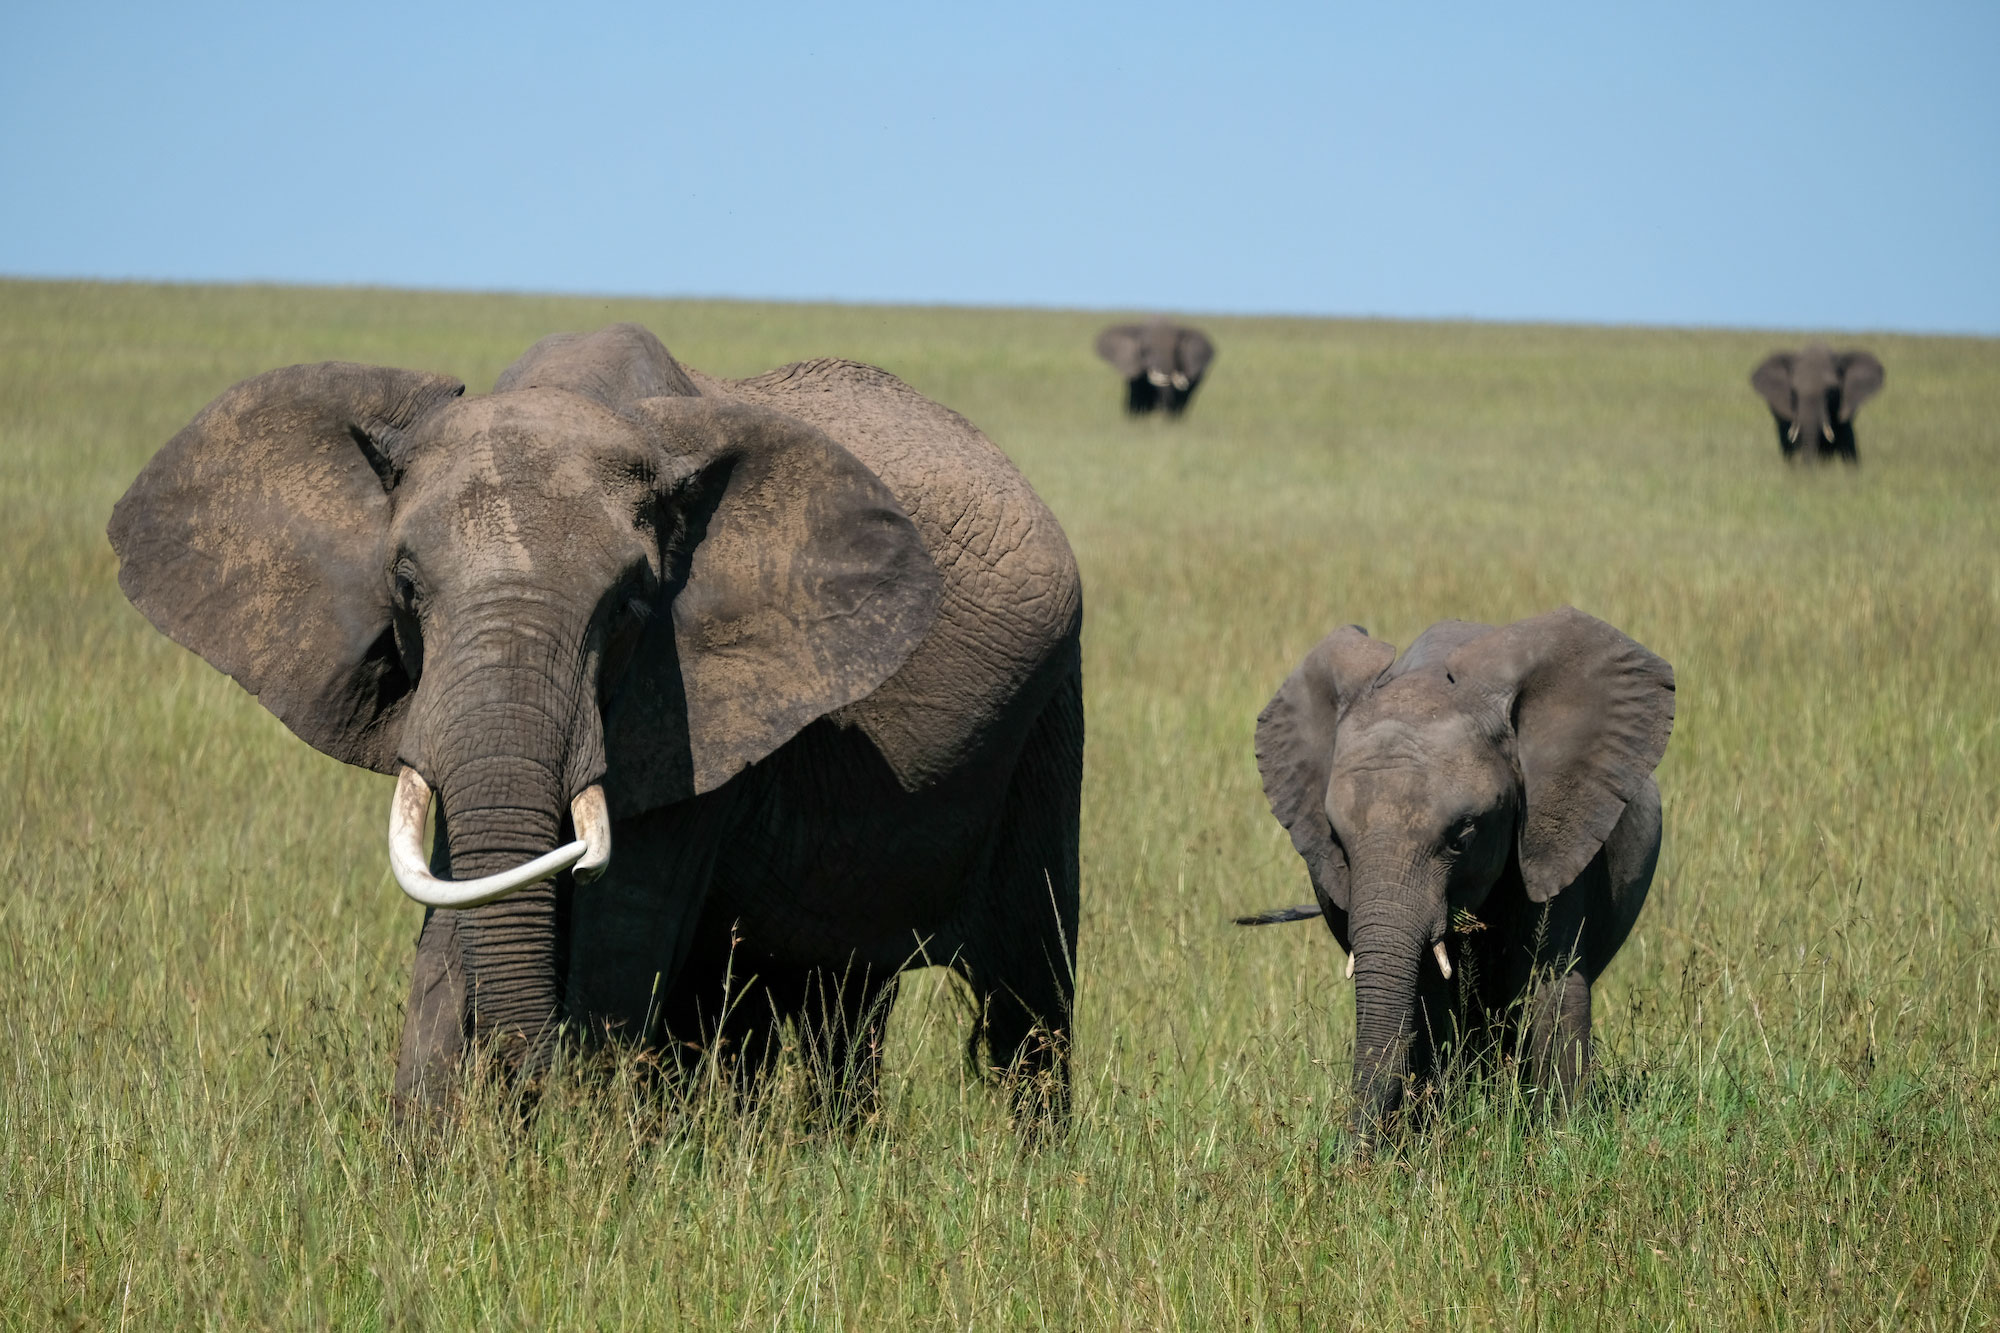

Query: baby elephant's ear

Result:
[1450,607,1675,902]
[1255,626,1395,911]
[108,362,464,772]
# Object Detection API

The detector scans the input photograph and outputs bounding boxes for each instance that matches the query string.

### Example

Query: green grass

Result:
[3,277,1997,1330]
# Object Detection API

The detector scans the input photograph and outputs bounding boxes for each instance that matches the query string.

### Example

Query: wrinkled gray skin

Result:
[1095,321,1215,416]
[1751,345,1884,463]
[109,324,1083,1123]
[1244,609,1673,1148]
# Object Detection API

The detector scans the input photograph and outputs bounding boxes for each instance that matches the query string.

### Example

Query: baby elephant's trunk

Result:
[1346,894,1435,1146]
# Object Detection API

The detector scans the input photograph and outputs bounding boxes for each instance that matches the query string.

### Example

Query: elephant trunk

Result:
[1345,864,1444,1146]
[443,773,567,1075]
[1793,393,1833,453]
[407,615,609,1079]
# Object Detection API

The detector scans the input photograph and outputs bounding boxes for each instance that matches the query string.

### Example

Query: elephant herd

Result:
[1096,323,1888,469]
[107,318,1878,1150]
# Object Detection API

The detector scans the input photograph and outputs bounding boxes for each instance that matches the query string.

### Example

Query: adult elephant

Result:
[109,323,1084,1123]
[1095,320,1215,416]
[1751,345,1885,463]
[1238,610,1673,1149]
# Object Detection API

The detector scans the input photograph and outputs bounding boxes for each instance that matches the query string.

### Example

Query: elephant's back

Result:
[690,360,1081,789]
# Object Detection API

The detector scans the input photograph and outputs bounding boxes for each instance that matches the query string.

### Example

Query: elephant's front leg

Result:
[563,795,738,1052]
[796,964,900,1128]
[392,908,469,1118]
[1524,967,1592,1110]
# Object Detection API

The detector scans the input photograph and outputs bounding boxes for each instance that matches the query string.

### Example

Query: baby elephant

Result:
[1241,608,1674,1146]
[1095,320,1215,416]
[1751,345,1884,463]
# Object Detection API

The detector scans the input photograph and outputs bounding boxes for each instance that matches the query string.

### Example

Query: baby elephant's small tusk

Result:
[1345,951,1355,980]
[1433,940,1453,980]
[1787,423,1800,443]
[1822,421,1836,443]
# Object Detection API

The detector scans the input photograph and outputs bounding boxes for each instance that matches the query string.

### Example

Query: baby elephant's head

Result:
[1251,608,1674,1134]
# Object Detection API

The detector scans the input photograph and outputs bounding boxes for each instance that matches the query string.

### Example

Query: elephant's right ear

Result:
[1095,325,1146,378]
[1836,351,1885,420]
[1751,353,1795,417]
[1176,327,1215,380]
[1255,626,1396,912]
[107,362,465,771]
[607,397,942,812]
[1449,607,1674,902]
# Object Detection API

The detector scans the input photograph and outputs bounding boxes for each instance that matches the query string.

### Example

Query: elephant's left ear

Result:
[607,397,942,813]
[1836,352,1885,421]
[1750,353,1795,417]
[1450,607,1674,902]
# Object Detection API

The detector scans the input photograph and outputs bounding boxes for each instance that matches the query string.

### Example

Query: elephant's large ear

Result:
[607,397,942,812]
[1255,626,1396,912]
[1095,325,1146,378]
[1449,607,1674,902]
[107,363,464,771]
[1176,327,1215,380]
[1836,351,1885,421]
[1751,353,1796,417]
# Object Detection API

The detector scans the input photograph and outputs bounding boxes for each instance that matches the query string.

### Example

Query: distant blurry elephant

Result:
[1751,345,1884,463]
[1237,609,1674,1148]
[1095,321,1215,416]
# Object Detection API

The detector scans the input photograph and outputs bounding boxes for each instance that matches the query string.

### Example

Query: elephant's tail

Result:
[1232,904,1322,926]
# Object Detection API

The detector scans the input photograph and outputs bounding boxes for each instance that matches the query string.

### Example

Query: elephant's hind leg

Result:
[955,664,1083,1126]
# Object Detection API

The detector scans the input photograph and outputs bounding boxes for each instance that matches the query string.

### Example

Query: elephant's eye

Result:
[1447,824,1477,853]
[394,573,418,609]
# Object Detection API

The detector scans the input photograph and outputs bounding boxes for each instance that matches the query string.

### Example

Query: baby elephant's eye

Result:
[1448,824,1478,853]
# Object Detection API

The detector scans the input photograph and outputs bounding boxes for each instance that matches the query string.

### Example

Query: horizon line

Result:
[5,271,1993,342]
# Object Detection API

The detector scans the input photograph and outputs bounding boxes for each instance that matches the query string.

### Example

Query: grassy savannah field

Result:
[2,278,1997,1330]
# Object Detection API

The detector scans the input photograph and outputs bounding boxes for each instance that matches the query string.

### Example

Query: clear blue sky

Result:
[3,1,1995,332]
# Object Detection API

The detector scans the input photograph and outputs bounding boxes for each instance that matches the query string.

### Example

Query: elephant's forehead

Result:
[1792,346,1838,385]
[1338,679,1508,775]
[393,391,648,569]
[414,390,647,494]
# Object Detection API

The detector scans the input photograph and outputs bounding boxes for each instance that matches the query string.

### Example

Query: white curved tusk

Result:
[1146,368,1172,387]
[569,784,611,883]
[1822,421,1836,443]
[1171,372,1190,391]
[1787,423,1800,443]
[1344,951,1355,980]
[387,767,590,909]
[1432,940,1453,980]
